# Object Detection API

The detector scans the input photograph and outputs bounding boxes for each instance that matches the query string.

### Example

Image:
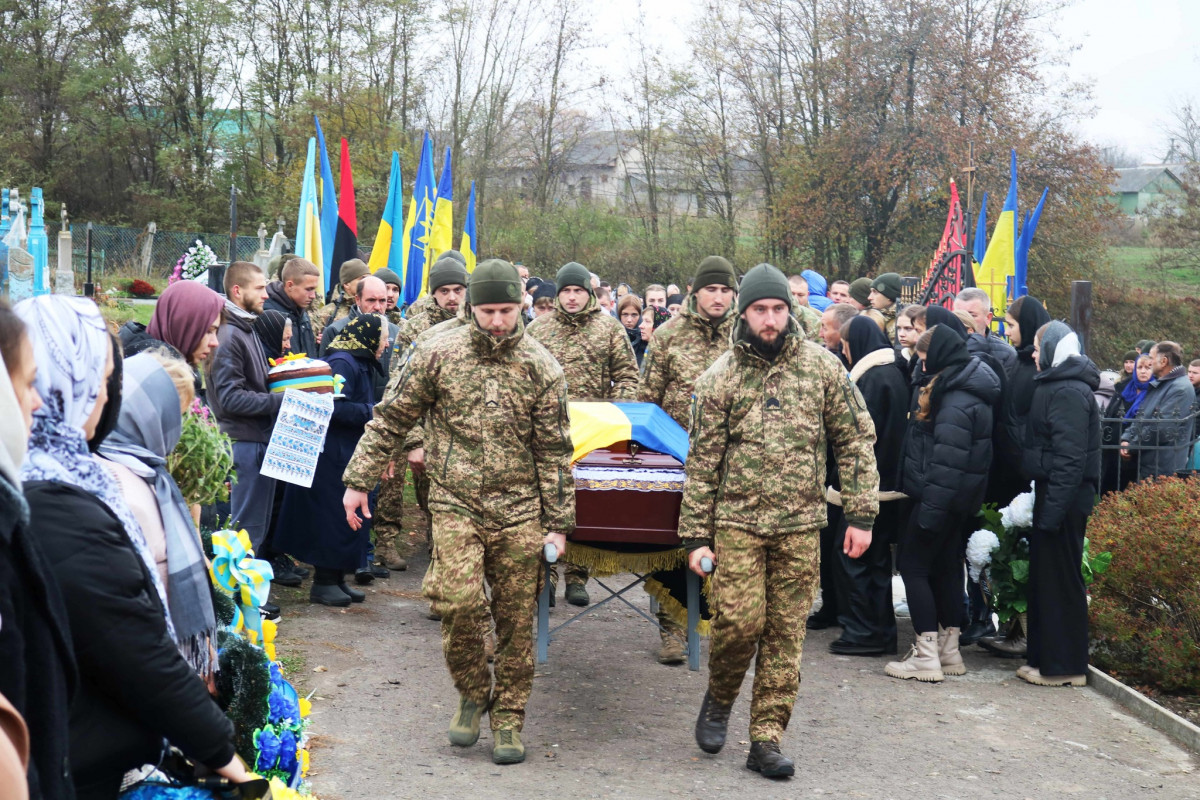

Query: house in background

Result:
[1108,164,1185,217]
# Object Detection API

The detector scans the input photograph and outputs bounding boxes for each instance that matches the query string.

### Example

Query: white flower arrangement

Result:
[965,529,1000,582]
[170,239,219,284]
[999,483,1035,531]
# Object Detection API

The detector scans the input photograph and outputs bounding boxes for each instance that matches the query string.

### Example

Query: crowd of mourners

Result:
[1,250,1198,796]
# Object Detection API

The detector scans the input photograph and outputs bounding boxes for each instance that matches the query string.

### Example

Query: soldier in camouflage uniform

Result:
[375,267,404,326]
[315,258,370,335]
[372,256,471,571]
[527,261,638,607]
[636,255,737,663]
[868,272,905,345]
[682,263,879,778]
[343,259,573,766]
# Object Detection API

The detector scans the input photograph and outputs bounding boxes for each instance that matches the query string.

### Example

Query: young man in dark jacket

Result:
[205,261,282,549]
[263,256,319,357]
[1019,321,1100,687]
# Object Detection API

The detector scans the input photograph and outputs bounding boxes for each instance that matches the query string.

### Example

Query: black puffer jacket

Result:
[1003,297,1051,473]
[1022,355,1101,531]
[902,352,1001,531]
[263,280,319,358]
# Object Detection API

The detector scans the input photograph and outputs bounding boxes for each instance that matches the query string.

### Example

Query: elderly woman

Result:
[16,296,249,800]
[97,351,219,681]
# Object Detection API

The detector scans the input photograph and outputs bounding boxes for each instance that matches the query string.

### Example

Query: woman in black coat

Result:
[0,303,77,800]
[887,325,1000,683]
[828,316,911,656]
[275,314,385,607]
[15,296,250,800]
[1019,321,1100,687]
[1001,295,1051,473]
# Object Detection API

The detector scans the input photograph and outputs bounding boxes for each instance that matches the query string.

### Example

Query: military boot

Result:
[746,741,795,778]
[694,690,732,754]
[657,614,686,665]
[492,730,525,764]
[448,695,487,747]
[565,582,590,607]
[374,538,408,572]
[938,626,966,676]
[884,633,944,682]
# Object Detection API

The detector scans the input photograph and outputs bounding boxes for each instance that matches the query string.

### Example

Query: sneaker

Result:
[448,695,487,746]
[492,730,525,764]
[565,583,590,607]
[260,601,281,621]
[746,741,794,778]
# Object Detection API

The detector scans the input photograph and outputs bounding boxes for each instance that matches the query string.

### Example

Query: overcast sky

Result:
[590,0,1199,164]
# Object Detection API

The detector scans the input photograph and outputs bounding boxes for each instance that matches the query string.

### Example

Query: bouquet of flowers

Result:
[168,400,235,506]
[169,240,218,284]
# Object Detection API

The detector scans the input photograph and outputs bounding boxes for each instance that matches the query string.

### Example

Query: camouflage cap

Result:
[469,259,522,305]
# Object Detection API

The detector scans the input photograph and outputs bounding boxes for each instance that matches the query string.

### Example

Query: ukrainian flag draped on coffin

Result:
[567,402,689,465]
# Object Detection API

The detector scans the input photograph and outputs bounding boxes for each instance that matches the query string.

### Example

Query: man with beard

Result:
[527,261,638,607]
[376,267,404,325]
[683,263,878,778]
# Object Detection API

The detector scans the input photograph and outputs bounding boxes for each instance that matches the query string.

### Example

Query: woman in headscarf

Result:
[887,325,999,684]
[617,294,646,365]
[16,296,249,799]
[1101,353,1152,493]
[1018,321,1100,687]
[274,313,387,607]
[97,352,218,682]
[120,280,224,365]
[253,308,292,362]
[826,316,910,657]
[0,300,76,800]
[638,305,670,347]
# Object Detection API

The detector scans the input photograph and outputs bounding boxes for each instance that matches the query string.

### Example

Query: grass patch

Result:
[98,299,155,330]
[1108,246,1198,297]
[277,651,308,676]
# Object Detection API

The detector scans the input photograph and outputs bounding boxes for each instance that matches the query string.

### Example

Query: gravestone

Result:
[253,222,272,272]
[7,245,34,303]
[0,188,9,294]
[55,204,74,295]
[28,188,49,296]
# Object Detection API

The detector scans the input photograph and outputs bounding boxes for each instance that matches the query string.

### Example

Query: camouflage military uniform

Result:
[680,316,878,743]
[344,314,574,731]
[878,304,898,344]
[314,291,354,337]
[385,308,403,326]
[638,295,736,427]
[794,303,823,343]
[527,294,638,591]
[374,300,460,559]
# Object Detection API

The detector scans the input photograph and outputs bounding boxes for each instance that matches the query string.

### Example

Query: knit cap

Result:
[849,277,873,307]
[339,258,370,286]
[870,272,902,302]
[737,263,791,313]
[374,267,402,289]
[469,259,522,306]
[429,257,469,291]
[693,255,737,290]
[556,262,592,294]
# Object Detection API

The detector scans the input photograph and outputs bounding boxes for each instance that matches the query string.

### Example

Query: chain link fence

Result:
[56,223,278,280]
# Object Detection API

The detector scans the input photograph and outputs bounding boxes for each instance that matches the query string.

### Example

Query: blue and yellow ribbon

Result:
[210,529,274,640]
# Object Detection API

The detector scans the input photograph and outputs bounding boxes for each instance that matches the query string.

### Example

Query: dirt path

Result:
[273,540,1197,799]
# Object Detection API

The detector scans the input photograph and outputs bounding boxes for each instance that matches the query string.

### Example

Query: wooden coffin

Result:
[572,442,684,547]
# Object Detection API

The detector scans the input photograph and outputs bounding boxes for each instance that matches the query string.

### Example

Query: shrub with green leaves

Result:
[1088,476,1200,693]
[168,400,235,507]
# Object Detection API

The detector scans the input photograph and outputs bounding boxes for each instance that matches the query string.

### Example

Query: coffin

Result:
[572,441,684,547]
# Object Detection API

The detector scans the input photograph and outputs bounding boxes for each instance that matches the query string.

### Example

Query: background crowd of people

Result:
[1,248,1197,794]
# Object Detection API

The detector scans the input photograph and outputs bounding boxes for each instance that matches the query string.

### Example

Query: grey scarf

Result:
[99,354,217,677]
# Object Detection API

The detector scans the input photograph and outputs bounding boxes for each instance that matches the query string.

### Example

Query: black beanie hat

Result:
[429,256,469,291]
[374,267,402,289]
[556,262,592,294]
[666,293,684,307]
[738,263,791,314]
[532,282,556,303]
[693,255,737,290]
[871,272,902,302]
[849,277,873,307]
[469,259,522,306]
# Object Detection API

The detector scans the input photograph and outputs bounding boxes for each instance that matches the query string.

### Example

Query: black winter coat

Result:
[25,481,236,800]
[1022,355,1101,531]
[902,357,1001,531]
[851,351,910,492]
[0,477,77,800]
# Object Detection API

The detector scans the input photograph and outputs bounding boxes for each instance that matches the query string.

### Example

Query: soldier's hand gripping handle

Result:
[688,546,716,577]
[543,532,566,563]
[343,488,372,531]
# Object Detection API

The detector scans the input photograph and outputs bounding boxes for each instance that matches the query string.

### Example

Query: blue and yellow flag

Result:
[1014,187,1048,299]
[567,402,689,465]
[295,137,325,299]
[401,133,436,306]
[461,180,477,273]
[314,117,338,293]
[972,191,988,268]
[368,151,404,275]
[425,146,454,287]
[976,150,1018,322]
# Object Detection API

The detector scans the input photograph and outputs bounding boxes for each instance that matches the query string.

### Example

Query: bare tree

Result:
[1161,98,1200,163]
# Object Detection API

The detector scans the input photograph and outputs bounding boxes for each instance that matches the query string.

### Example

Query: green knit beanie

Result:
[374,267,402,288]
[556,262,592,294]
[870,272,902,302]
[469,259,522,306]
[849,277,873,307]
[439,249,468,266]
[693,255,737,290]
[428,256,469,291]
[738,263,791,313]
[339,258,370,286]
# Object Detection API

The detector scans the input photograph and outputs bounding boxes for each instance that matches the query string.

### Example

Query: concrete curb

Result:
[1088,665,1200,753]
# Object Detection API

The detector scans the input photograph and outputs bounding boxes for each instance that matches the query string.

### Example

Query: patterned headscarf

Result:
[254,309,289,361]
[326,313,385,374]
[99,354,216,676]
[17,295,176,642]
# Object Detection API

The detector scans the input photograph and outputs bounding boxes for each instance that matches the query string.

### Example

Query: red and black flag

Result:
[329,138,358,295]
